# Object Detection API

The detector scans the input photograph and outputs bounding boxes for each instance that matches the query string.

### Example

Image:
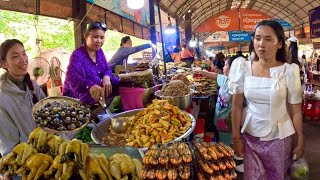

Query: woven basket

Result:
[32,96,90,140]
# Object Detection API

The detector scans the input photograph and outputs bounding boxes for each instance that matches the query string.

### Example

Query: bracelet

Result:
[296,146,304,150]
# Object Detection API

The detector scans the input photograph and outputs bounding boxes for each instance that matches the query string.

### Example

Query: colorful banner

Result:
[195,10,240,33]
[204,31,229,42]
[86,0,150,26]
[229,31,251,42]
[196,9,274,32]
[309,6,320,39]
[240,9,270,31]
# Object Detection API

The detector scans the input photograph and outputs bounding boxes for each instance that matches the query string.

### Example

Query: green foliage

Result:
[0,10,157,59]
[0,10,75,58]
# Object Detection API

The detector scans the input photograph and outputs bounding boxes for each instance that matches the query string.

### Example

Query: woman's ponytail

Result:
[24,73,39,104]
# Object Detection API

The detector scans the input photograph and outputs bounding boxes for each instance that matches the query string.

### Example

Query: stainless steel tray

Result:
[91,108,196,151]
[89,144,143,161]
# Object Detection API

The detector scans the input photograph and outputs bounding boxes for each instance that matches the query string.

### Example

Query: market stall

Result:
[0,61,230,179]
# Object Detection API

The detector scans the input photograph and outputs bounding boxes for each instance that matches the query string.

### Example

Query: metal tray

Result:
[91,108,196,152]
[89,144,143,161]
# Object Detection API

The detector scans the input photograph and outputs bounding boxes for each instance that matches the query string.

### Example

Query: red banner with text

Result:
[240,9,271,31]
[195,10,240,33]
[195,9,271,33]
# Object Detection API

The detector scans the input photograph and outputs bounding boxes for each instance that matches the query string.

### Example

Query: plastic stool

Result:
[303,98,320,121]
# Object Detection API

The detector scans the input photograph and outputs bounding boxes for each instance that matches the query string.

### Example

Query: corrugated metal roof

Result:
[160,0,320,40]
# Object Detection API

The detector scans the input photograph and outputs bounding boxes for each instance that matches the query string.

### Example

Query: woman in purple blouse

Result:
[63,22,119,105]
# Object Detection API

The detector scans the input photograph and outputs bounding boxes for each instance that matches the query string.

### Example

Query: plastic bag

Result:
[290,157,309,180]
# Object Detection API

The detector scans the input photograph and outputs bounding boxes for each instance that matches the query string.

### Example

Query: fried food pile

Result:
[193,77,217,96]
[194,142,237,180]
[171,73,191,86]
[140,142,192,180]
[159,80,190,96]
[125,100,193,148]
[0,127,142,180]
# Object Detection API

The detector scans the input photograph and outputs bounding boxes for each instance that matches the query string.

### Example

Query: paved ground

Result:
[302,120,320,180]
[235,120,319,180]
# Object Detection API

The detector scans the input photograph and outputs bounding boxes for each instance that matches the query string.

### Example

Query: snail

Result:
[33,101,91,131]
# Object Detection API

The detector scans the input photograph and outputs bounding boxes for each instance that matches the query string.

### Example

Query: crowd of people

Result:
[0,19,311,179]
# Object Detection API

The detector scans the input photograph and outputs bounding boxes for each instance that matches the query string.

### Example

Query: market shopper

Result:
[195,56,238,143]
[287,36,304,84]
[180,45,195,68]
[229,20,304,179]
[63,22,119,106]
[0,39,46,156]
[213,52,225,74]
[108,36,156,73]
[195,56,244,172]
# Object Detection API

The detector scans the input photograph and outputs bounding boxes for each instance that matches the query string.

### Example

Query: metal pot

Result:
[154,89,194,110]
[91,109,196,152]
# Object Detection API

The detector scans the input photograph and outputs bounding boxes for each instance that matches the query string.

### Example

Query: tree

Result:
[0,10,156,60]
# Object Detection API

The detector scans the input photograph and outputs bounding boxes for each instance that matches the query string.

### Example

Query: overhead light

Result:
[199,41,203,46]
[189,40,197,47]
[164,17,176,34]
[188,10,191,13]
[127,0,144,10]
[165,24,176,34]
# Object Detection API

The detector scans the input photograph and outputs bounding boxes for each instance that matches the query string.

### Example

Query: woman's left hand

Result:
[293,136,304,160]
[293,146,304,160]
[102,76,112,97]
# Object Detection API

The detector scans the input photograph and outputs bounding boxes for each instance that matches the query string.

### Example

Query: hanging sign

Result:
[204,31,229,42]
[229,31,251,42]
[195,10,240,33]
[275,19,292,29]
[240,9,270,31]
[309,6,320,39]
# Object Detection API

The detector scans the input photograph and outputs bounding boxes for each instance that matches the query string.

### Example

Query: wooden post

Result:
[72,0,87,48]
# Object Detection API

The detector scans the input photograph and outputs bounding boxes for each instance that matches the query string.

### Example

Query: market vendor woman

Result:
[0,39,46,156]
[63,22,119,106]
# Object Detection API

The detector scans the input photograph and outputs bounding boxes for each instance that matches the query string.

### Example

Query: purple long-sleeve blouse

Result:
[63,44,119,105]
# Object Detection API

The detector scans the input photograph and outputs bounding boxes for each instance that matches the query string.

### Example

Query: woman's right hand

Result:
[194,69,206,75]
[89,85,105,102]
[233,138,244,158]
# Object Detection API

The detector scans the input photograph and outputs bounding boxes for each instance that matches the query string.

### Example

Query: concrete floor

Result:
[235,120,320,180]
[302,120,320,180]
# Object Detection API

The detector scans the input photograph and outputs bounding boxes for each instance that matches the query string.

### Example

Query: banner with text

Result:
[275,19,292,29]
[196,9,273,32]
[240,9,271,31]
[229,31,251,42]
[309,6,320,39]
[195,10,240,33]
[204,31,229,42]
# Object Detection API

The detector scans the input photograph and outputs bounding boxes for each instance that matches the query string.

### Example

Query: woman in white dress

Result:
[228,20,304,179]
